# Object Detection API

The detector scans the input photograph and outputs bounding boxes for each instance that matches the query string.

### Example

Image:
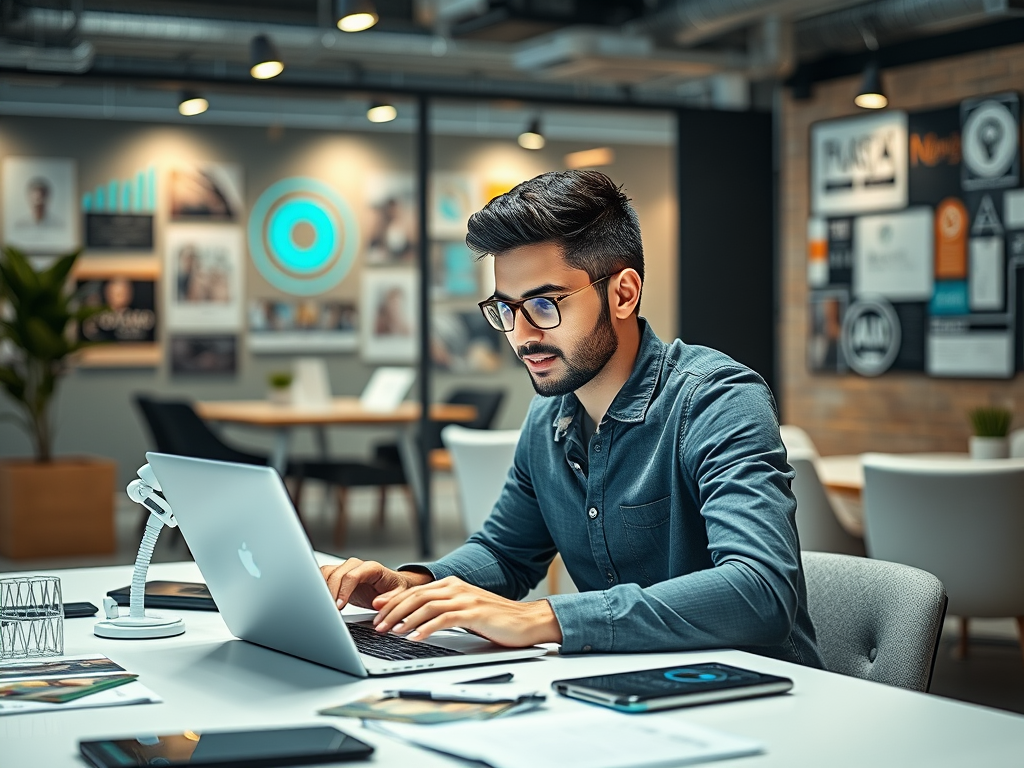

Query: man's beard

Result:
[519,309,618,397]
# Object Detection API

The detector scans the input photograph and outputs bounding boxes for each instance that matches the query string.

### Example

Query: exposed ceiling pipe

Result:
[0,40,94,73]
[10,8,515,75]
[625,0,870,47]
[796,0,1024,58]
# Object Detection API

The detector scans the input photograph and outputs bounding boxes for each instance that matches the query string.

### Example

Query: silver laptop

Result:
[146,452,547,677]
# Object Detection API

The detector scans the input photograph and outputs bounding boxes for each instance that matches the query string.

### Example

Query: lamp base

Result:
[94,612,186,639]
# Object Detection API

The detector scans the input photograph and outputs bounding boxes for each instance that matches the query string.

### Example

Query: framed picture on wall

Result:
[73,256,161,367]
[2,157,78,254]
[248,297,359,353]
[164,224,244,330]
[361,268,418,363]
[169,334,238,375]
[365,173,417,265]
[170,162,244,221]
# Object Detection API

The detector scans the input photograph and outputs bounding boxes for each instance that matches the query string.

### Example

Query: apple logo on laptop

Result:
[238,542,261,578]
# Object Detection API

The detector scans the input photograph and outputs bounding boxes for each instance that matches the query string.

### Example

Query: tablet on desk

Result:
[553,662,793,712]
[107,581,217,611]
[80,726,373,768]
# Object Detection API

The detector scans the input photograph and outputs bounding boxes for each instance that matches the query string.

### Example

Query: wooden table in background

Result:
[196,397,476,556]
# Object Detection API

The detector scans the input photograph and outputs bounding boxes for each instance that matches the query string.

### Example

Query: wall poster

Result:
[248,298,358,353]
[2,157,77,254]
[361,268,418,363]
[73,257,160,367]
[807,92,1023,379]
[164,224,244,331]
[82,164,156,249]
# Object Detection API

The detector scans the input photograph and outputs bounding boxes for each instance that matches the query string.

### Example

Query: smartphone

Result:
[63,602,99,618]
[80,726,374,768]
[552,663,793,712]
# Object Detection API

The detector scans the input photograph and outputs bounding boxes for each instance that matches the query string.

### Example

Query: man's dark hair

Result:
[466,170,644,306]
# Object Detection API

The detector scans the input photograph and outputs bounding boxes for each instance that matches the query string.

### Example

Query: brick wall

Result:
[780,43,1024,455]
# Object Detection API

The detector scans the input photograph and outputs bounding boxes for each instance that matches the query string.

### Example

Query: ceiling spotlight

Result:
[250,34,284,80]
[337,0,379,32]
[518,118,545,150]
[178,91,208,117]
[367,101,397,123]
[854,58,887,109]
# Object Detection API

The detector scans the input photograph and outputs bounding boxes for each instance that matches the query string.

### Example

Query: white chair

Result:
[1009,428,1024,458]
[440,425,520,535]
[441,425,568,594]
[780,425,865,556]
[862,453,1024,666]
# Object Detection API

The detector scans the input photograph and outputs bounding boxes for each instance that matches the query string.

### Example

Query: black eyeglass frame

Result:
[478,272,619,333]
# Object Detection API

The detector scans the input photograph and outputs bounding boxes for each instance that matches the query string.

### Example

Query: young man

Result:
[322,170,823,668]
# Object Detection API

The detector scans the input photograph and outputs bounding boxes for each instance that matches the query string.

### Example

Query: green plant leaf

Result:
[25,314,69,360]
[42,251,79,288]
[0,364,27,403]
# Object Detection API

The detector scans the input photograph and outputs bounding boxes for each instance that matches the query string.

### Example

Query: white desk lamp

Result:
[94,463,186,639]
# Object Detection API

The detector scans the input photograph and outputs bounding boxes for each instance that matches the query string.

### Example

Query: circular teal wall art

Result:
[248,177,359,295]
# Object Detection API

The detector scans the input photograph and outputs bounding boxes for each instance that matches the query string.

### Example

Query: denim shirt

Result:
[421,319,824,668]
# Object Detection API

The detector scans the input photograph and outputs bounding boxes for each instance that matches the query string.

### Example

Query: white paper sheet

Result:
[969,237,1004,310]
[371,709,763,768]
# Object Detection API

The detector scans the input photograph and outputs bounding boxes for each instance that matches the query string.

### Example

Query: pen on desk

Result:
[458,672,514,684]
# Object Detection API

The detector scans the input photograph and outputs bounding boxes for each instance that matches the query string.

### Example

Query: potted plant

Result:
[267,370,293,406]
[968,406,1012,460]
[0,246,117,558]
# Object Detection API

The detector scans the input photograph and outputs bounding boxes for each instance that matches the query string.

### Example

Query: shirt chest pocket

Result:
[618,496,672,585]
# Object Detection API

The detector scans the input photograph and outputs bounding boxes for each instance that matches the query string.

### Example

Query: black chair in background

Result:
[133,394,406,549]
[371,388,506,526]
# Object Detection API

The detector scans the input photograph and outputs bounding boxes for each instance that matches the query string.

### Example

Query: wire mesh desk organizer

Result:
[0,576,63,659]
[94,463,186,639]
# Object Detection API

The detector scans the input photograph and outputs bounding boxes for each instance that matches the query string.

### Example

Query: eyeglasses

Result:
[478,273,617,333]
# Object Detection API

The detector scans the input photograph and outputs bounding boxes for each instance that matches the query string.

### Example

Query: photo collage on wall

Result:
[1,143,519,376]
[808,92,1023,379]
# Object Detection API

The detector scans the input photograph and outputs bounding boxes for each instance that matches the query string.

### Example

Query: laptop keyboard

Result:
[347,621,464,661]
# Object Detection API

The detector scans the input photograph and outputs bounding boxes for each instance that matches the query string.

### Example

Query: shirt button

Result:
[572,462,581,471]
[588,507,599,519]
[606,572,615,583]
[594,443,601,452]
[582,645,592,652]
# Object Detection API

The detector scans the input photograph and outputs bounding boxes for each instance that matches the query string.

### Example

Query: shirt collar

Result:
[551,317,665,441]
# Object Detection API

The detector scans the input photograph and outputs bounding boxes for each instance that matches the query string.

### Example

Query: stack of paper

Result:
[0,654,161,715]
[370,708,764,768]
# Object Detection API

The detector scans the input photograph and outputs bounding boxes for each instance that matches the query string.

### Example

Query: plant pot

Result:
[969,436,1009,460]
[0,457,117,559]
[267,387,292,406]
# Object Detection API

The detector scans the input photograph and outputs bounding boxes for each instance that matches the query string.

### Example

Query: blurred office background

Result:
[0,0,1023,714]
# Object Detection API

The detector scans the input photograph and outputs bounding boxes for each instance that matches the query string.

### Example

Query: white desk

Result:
[3,560,1023,767]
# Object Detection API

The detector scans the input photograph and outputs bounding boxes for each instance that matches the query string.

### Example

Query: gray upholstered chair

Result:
[862,453,1024,665]
[802,551,947,692]
[780,426,865,555]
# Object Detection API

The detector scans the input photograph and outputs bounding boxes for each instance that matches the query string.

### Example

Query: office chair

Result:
[372,388,506,526]
[802,551,947,692]
[441,424,571,595]
[133,395,402,548]
[780,425,866,556]
[862,453,1024,666]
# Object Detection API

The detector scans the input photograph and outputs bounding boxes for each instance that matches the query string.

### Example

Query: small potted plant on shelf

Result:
[0,246,117,558]
[267,370,293,406]
[968,406,1013,460]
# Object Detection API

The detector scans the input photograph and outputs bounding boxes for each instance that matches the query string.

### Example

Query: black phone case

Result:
[106,581,218,611]
[63,602,99,618]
